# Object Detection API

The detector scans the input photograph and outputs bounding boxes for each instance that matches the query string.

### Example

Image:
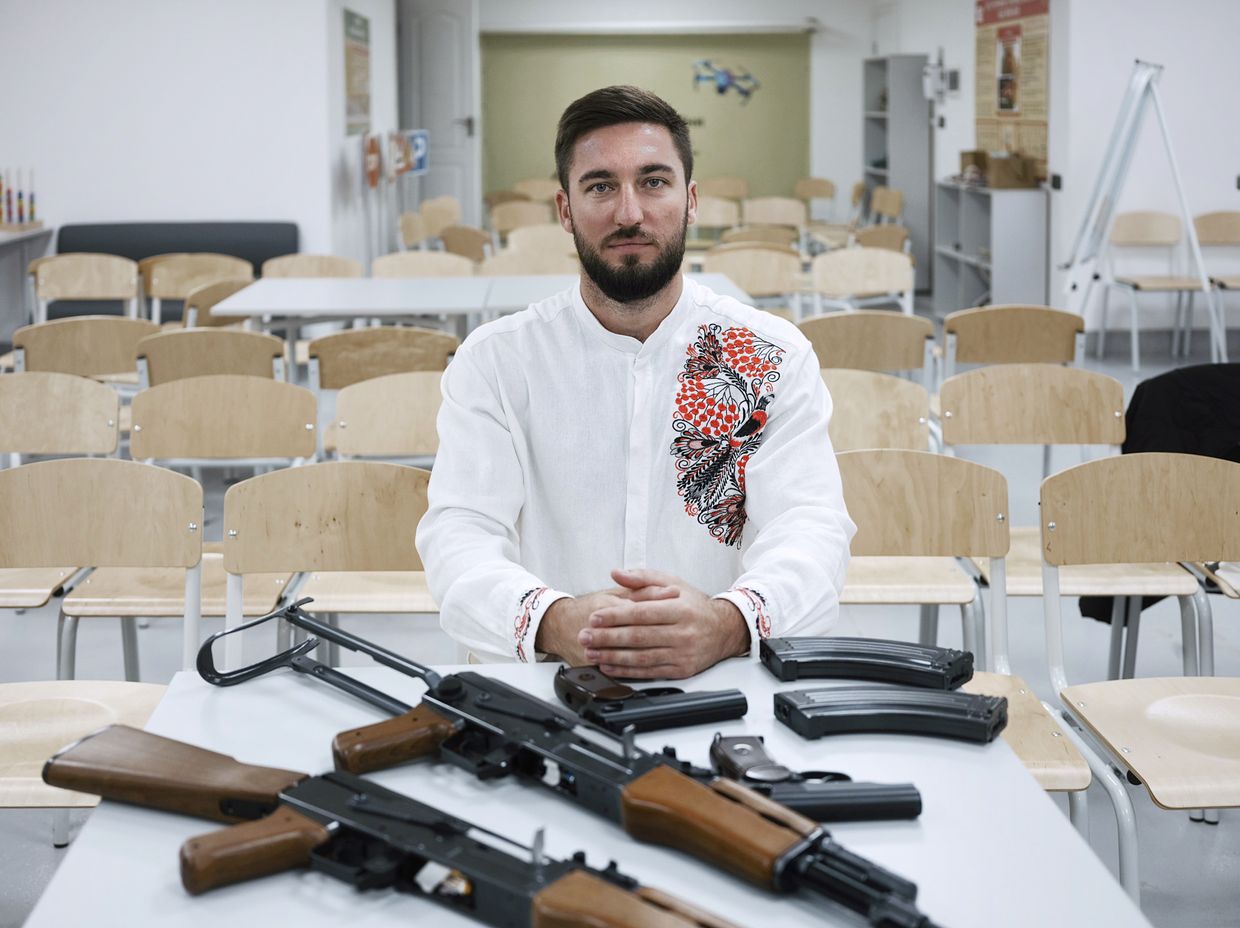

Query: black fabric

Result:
[1079,363,1240,623]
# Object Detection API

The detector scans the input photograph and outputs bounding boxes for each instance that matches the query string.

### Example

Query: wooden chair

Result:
[719,224,800,248]
[420,195,462,240]
[807,181,866,249]
[1194,210,1240,352]
[0,680,165,846]
[740,197,808,230]
[484,189,531,212]
[372,251,475,278]
[799,311,934,387]
[506,223,575,256]
[34,254,140,324]
[143,253,253,325]
[942,305,1085,379]
[490,201,554,248]
[837,449,1091,820]
[1100,211,1213,371]
[261,254,364,278]
[695,176,749,200]
[332,371,442,465]
[820,369,929,451]
[219,462,436,669]
[852,224,910,255]
[700,245,805,320]
[690,196,740,243]
[794,176,836,205]
[1040,452,1240,901]
[399,210,428,250]
[13,317,159,389]
[0,458,203,677]
[478,249,578,276]
[135,328,284,387]
[869,186,904,224]
[513,178,560,202]
[182,278,253,327]
[809,247,914,315]
[440,224,492,263]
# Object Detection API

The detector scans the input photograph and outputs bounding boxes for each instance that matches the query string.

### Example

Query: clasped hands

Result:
[534,568,750,679]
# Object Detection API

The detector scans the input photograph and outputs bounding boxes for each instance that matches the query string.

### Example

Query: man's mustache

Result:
[604,227,657,247]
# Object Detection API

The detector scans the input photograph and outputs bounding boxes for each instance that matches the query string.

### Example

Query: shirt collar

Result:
[571,274,694,357]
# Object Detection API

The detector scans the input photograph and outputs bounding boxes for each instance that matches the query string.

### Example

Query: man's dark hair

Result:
[555,85,693,191]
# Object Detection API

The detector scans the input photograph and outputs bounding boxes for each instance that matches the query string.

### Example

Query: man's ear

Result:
[685,179,699,226]
[555,188,573,233]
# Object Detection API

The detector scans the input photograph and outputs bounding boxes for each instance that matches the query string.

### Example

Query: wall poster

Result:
[344,9,371,136]
[975,0,1049,177]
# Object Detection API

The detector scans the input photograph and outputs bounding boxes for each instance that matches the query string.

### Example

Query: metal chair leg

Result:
[1097,287,1111,358]
[1126,288,1141,371]
[1107,597,1126,680]
[1183,291,1195,357]
[1120,597,1141,679]
[1067,788,1088,838]
[1178,594,1199,676]
[1171,292,1183,357]
[918,604,939,646]
[56,609,78,680]
[121,616,140,682]
[51,809,71,848]
[1192,585,1215,676]
[959,588,987,671]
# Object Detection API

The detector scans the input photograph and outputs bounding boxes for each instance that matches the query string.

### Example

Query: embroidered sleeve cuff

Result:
[513,586,573,663]
[714,587,772,657]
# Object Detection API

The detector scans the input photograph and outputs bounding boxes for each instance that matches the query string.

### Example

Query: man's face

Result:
[556,122,698,304]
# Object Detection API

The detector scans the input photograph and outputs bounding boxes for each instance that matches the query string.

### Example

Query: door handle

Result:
[453,116,475,138]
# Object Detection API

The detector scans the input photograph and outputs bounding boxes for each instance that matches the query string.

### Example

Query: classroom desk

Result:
[24,660,1150,928]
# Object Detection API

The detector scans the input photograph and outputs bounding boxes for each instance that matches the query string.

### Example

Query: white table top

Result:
[25,661,1149,928]
[0,225,53,248]
[211,273,752,320]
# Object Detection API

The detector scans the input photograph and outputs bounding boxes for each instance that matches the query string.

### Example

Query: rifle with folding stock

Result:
[197,600,944,928]
[43,725,737,928]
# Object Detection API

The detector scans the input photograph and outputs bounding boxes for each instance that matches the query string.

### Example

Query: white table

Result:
[25,661,1149,928]
[0,226,54,341]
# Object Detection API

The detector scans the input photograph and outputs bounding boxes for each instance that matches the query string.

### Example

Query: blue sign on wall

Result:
[408,129,429,176]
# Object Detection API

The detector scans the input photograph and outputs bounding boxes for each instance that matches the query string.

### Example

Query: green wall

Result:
[481,33,809,198]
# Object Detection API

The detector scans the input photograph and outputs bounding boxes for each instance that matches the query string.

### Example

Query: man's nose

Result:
[614,184,644,226]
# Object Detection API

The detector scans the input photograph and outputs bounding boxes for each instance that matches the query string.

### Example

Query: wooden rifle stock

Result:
[331,702,463,773]
[532,871,737,928]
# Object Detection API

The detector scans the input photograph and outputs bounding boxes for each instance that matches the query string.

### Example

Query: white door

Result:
[398,0,482,226]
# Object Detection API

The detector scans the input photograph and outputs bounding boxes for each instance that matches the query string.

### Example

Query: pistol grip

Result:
[332,704,462,774]
[179,807,330,895]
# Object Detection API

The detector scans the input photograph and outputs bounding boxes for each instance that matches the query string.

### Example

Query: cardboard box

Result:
[960,150,989,174]
[987,154,1039,189]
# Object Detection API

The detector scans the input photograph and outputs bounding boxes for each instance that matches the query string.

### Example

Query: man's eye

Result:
[645,178,668,188]
[588,183,612,194]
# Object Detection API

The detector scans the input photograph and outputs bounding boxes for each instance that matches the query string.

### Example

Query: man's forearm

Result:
[535,598,589,664]
[710,598,751,659]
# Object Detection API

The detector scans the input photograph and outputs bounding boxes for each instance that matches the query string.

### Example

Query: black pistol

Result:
[554,665,748,733]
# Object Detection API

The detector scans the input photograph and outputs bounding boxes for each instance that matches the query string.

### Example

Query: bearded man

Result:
[416,85,854,678]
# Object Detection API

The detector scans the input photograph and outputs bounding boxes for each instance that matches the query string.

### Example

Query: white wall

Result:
[0,0,396,259]
[478,0,873,220]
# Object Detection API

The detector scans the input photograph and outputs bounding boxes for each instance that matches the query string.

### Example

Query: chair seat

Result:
[1062,676,1240,809]
[841,556,977,605]
[963,672,1091,792]
[0,567,78,608]
[973,526,1199,596]
[1213,275,1240,290]
[298,571,438,613]
[1114,275,1205,292]
[63,545,289,617]
[807,224,850,249]
[0,680,165,808]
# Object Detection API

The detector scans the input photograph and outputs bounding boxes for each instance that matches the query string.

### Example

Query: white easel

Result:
[1061,59,1227,365]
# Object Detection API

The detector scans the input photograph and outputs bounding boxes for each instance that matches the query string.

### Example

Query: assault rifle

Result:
[198,600,943,928]
[43,725,737,928]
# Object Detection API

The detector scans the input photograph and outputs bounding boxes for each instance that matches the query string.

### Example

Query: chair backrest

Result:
[853,224,909,253]
[719,224,800,247]
[130,375,316,460]
[478,249,578,276]
[513,178,560,202]
[223,461,429,573]
[694,196,740,231]
[371,251,475,278]
[490,200,554,236]
[182,278,253,328]
[0,458,201,568]
[940,364,1125,447]
[506,223,575,255]
[261,254,364,278]
[440,224,491,263]
[850,181,866,208]
[699,246,802,299]
[870,186,904,222]
[1109,211,1181,247]
[794,177,836,201]
[138,253,187,293]
[35,253,139,301]
[810,247,913,298]
[820,369,929,451]
[421,196,462,239]
[308,326,458,390]
[943,305,1085,367]
[484,189,531,211]
[399,211,427,249]
[799,311,934,372]
[696,176,749,200]
[146,253,253,300]
[334,371,442,458]
[14,316,160,376]
[838,449,1009,557]
[1041,453,1240,567]
[0,372,119,455]
[137,329,285,386]
[1193,211,1240,246]
[741,197,808,229]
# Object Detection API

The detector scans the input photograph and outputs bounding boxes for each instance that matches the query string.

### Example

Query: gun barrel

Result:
[763,781,922,822]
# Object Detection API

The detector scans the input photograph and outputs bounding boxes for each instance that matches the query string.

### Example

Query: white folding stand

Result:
[1061,59,1227,364]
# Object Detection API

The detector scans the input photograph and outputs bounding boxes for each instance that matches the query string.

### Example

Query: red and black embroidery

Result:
[515,586,548,663]
[733,587,772,639]
[671,324,783,546]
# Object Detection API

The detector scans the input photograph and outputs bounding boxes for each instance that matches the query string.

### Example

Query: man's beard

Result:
[574,211,687,304]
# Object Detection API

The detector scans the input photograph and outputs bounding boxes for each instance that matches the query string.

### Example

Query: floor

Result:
[1,323,1238,928]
